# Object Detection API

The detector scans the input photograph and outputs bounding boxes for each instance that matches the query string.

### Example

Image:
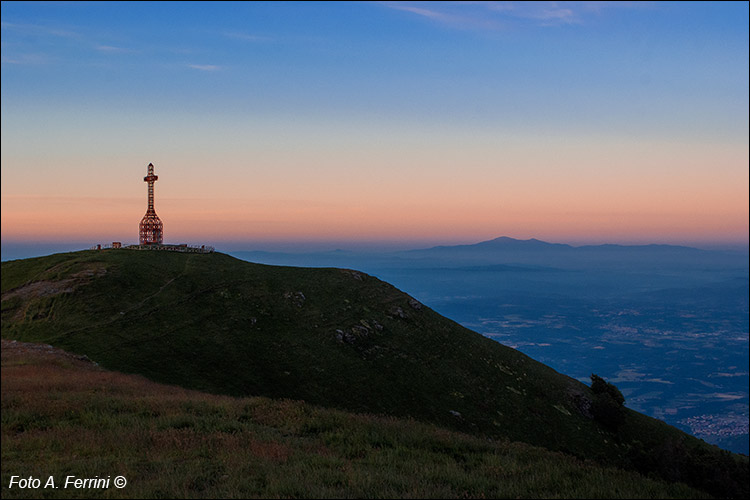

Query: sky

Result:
[1,1,748,254]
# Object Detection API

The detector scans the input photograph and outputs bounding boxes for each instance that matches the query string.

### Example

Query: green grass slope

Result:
[2,339,708,499]
[2,250,747,497]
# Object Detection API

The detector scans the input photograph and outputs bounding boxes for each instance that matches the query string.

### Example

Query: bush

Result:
[590,373,625,406]
[590,374,626,430]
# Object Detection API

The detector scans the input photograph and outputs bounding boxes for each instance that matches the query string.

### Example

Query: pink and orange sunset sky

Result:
[2,2,748,254]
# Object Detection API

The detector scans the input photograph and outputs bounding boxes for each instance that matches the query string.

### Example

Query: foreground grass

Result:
[1,341,706,499]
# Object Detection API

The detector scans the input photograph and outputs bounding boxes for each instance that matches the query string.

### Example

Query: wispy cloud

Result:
[1,53,54,65]
[1,21,83,40]
[223,31,274,42]
[389,5,447,20]
[387,3,505,31]
[95,44,135,54]
[384,1,645,30]
[187,64,221,71]
[484,1,580,24]
[4,20,141,56]
[3,20,134,64]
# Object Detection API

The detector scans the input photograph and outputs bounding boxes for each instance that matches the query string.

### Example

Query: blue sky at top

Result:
[3,1,747,139]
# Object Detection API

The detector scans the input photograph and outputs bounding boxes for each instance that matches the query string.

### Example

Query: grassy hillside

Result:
[2,249,747,497]
[1,339,708,499]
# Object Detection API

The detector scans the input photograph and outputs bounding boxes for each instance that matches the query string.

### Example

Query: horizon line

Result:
[2,235,748,260]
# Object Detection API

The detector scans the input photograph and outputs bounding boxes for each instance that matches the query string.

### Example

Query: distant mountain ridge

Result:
[401,236,747,271]
[414,235,712,253]
[418,236,574,251]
